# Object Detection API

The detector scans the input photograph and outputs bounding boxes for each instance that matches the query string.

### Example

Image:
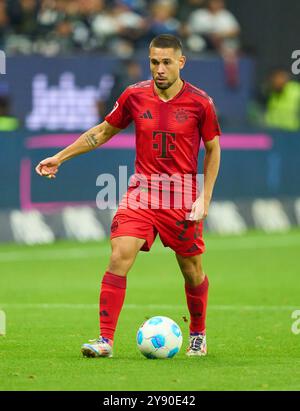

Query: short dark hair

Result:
[149,34,183,54]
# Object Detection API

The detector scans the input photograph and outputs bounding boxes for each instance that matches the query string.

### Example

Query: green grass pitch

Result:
[0,230,300,391]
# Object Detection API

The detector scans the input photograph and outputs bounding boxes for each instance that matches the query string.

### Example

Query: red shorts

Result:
[110,192,205,257]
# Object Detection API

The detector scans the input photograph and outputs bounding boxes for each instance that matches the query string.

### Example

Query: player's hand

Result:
[188,196,210,222]
[35,157,61,179]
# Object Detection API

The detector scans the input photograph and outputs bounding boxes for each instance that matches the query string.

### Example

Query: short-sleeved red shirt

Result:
[105,79,220,195]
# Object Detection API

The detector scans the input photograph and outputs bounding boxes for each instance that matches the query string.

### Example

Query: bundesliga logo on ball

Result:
[136,316,183,359]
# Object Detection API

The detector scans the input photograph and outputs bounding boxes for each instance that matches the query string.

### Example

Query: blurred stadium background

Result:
[0,0,300,242]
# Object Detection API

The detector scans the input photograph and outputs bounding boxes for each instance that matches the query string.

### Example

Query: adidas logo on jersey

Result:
[139,110,153,119]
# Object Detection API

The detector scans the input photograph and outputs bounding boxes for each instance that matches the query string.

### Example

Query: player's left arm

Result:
[189,136,221,222]
[203,136,221,216]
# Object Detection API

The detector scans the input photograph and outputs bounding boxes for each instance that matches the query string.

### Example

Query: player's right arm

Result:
[35,121,121,178]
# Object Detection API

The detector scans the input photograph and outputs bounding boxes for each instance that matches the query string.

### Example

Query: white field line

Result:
[0,234,299,263]
[0,303,298,312]
[0,247,110,262]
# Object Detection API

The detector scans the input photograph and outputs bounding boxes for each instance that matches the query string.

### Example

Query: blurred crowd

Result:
[251,68,300,132]
[1,0,241,57]
[1,0,299,132]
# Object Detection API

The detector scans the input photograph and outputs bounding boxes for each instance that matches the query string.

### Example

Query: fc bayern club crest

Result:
[174,108,189,123]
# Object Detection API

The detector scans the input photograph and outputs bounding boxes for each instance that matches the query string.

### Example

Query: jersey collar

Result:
[151,79,187,103]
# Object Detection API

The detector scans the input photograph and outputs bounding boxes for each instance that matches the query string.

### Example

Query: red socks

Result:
[99,271,127,342]
[99,271,208,341]
[185,276,209,335]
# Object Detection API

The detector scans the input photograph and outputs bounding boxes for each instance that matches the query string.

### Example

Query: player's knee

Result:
[184,269,205,287]
[178,256,205,286]
[195,269,206,285]
[108,246,135,274]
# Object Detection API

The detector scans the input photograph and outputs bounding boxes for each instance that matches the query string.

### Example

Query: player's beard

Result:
[154,77,176,90]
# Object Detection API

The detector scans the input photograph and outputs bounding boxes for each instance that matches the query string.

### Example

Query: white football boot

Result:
[81,337,113,358]
[186,333,207,356]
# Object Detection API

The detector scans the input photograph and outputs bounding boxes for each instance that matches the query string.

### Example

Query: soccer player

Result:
[35,34,221,357]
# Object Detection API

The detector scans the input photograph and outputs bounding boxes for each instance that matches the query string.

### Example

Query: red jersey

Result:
[105,79,220,199]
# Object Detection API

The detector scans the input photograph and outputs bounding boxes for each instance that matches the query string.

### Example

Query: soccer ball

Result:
[136,316,183,359]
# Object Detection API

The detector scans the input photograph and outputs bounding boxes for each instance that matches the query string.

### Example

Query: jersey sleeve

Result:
[105,89,133,129]
[199,98,221,142]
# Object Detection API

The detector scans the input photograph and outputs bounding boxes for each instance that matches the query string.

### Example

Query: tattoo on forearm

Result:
[85,133,98,148]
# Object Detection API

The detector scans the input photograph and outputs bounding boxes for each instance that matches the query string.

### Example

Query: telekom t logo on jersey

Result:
[152,131,176,159]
